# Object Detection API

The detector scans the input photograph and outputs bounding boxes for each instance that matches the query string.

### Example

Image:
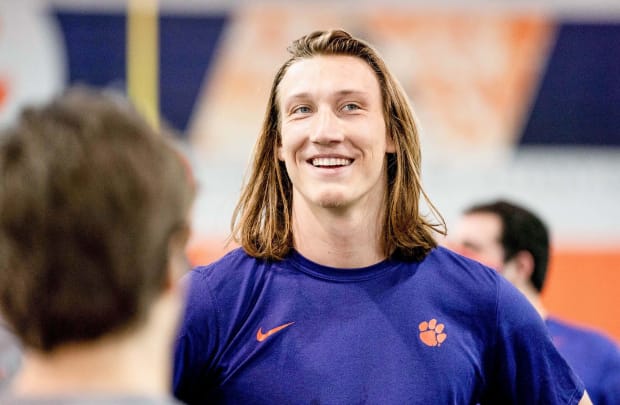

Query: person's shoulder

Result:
[426,245,494,269]
[186,246,278,304]
[547,317,620,353]
[427,247,546,330]
[423,246,501,287]
[193,246,254,273]
[414,246,506,318]
[189,247,264,282]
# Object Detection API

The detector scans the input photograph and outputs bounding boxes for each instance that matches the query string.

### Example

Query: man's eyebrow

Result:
[283,92,310,102]
[283,89,369,102]
[333,89,369,97]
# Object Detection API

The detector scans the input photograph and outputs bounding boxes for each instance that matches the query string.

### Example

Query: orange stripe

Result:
[542,249,620,343]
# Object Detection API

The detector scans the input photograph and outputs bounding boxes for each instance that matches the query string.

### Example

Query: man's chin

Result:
[316,193,348,209]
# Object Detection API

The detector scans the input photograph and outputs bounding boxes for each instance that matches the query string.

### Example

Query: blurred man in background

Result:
[0,86,194,403]
[451,199,620,405]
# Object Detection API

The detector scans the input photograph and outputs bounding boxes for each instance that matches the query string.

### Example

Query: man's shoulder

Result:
[422,246,502,289]
[425,245,496,270]
[194,246,254,271]
[410,246,508,320]
[547,317,620,353]
[546,317,620,403]
[187,247,287,304]
[191,247,268,281]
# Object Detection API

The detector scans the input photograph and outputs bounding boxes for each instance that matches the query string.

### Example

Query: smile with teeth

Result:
[311,157,353,167]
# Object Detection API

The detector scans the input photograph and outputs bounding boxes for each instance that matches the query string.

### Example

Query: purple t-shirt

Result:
[547,317,620,405]
[174,246,584,404]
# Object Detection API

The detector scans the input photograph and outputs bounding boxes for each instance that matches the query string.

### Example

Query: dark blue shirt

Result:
[174,247,584,404]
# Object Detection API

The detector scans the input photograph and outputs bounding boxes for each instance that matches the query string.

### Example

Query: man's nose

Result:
[310,108,344,145]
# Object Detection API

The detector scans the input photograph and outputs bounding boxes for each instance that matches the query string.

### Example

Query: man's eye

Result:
[292,106,311,114]
[342,103,360,111]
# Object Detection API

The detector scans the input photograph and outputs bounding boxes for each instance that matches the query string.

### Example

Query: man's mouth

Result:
[310,157,353,168]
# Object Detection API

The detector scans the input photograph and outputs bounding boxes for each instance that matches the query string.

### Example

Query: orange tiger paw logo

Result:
[419,318,447,347]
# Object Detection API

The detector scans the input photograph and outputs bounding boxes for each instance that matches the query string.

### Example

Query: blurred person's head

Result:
[231,28,444,261]
[0,86,195,355]
[450,200,549,294]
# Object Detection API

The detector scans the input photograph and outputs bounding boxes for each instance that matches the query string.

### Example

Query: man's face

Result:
[450,212,507,272]
[277,55,394,211]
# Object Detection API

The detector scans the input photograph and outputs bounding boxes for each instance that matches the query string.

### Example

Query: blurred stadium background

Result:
[1,0,619,341]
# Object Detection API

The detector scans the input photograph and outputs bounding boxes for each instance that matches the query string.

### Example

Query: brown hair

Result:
[0,86,195,352]
[231,29,445,261]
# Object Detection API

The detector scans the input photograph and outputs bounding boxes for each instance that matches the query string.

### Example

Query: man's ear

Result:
[512,250,535,284]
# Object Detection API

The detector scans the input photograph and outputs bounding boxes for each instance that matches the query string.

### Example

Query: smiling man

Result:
[173,29,591,404]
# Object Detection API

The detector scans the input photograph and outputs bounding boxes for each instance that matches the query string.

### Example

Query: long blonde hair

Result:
[231,29,445,261]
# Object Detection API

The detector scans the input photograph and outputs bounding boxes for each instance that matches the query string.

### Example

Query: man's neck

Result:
[12,297,177,397]
[518,283,548,319]
[291,198,386,268]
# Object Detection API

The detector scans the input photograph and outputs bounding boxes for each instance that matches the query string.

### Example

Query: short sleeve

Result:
[481,278,585,404]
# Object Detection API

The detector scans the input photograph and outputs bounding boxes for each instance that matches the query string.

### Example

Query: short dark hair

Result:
[464,200,550,292]
[0,86,195,352]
